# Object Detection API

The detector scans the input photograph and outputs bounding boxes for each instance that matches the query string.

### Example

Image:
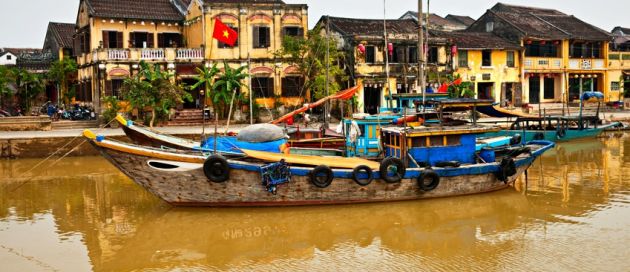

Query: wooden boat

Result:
[484,116,622,142]
[83,124,554,207]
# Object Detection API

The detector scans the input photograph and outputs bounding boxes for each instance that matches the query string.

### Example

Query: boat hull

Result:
[485,122,619,142]
[92,141,546,207]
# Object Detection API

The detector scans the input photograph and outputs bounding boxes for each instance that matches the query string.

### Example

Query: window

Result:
[6,55,11,60]
[365,45,376,63]
[427,47,438,63]
[218,26,238,48]
[252,77,274,98]
[253,26,270,48]
[281,77,304,97]
[130,32,153,48]
[525,42,559,57]
[283,26,303,38]
[407,46,418,63]
[506,51,515,67]
[570,42,602,58]
[486,22,494,32]
[112,79,124,98]
[611,81,620,91]
[158,33,182,48]
[391,44,404,63]
[544,78,555,99]
[482,50,492,66]
[458,50,468,68]
[102,31,123,48]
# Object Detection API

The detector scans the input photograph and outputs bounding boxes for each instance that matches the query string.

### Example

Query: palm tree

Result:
[212,61,249,120]
[47,58,77,104]
[121,61,191,127]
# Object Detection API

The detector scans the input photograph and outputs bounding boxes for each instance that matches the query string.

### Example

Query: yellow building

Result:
[73,0,307,117]
[469,3,612,104]
[608,27,630,102]
[320,17,450,114]
[450,32,522,105]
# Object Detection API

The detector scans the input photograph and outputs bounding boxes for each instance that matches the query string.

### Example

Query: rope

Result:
[6,117,118,192]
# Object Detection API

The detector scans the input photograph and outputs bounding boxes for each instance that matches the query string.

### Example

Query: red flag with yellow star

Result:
[212,19,238,47]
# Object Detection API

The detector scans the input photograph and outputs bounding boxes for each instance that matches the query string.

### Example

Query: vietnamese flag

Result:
[438,83,449,93]
[213,19,238,46]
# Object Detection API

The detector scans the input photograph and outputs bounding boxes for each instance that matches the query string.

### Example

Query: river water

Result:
[1,133,630,271]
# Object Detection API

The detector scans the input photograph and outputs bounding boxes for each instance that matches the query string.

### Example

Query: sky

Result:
[0,0,628,48]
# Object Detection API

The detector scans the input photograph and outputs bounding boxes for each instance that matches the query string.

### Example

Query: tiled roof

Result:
[327,17,418,37]
[445,15,475,27]
[488,3,610,40]
[445,31,521,50]
[85,0,184,21]
[46,22,76,49]
[401,11,466,30]
[205,0,286,4]
[612,27,630,36]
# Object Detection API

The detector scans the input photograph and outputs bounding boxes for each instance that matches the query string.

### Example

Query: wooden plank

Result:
[242,149,380,169]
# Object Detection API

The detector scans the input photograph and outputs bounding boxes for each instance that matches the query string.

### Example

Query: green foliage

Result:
[276,26,348,101]
[120,61,191,127]
[102,96,122,124]
[0,66,15,107]
[446,74,474,98]
[47,58,77,103]
[212,61,249,118]
[191,63,219,102]
[14,69,44,113]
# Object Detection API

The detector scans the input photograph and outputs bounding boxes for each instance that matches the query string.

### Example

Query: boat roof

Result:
[382,125,500,137]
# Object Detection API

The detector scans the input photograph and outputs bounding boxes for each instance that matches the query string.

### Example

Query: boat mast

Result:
[248,54,253,124]
[384,0,393,110]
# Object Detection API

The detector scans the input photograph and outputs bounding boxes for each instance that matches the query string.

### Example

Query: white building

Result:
[0,50,17,65]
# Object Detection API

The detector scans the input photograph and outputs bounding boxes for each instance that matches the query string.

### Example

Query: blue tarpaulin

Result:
[198,136,286,154]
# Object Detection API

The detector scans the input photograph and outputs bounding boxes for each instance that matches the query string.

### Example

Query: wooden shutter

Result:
[105,80,113,96]
[157,33,165,48]
[146,33,154,48]
[73,35,81,55]
[116,32,123,48]
[297,27,304,38]
[102,31,109,48]
[264,27,270,47]
[129,32,136,48]
[267,77,275,96]
[253,27,260,48]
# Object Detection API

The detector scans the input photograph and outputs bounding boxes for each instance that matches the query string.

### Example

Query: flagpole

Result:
[325,16,330,128]
[384,0,393,111]
[418,0,425,103]
[248,53,253,124]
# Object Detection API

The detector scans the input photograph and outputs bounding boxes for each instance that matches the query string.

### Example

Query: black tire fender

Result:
[352,165,373,186]
[204,155,230,183]
[418,170,440,191]
[310,165,334,188]
[379,157,406,183]
[495,156,517,184]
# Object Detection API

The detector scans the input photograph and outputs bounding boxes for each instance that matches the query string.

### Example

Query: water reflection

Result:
[1,135,630,271]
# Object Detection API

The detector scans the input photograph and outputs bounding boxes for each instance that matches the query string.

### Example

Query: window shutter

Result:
[102,31,109,48]
[147,33,154,48]
[116,32,123,48]
[129,32,136,48]
[105,80,113,96]
[73,35,81,56]
[264,27,271,47]
[267,77,275,96]
[174,34,182,47]
[157,33,165,48]
[253,27,260,48]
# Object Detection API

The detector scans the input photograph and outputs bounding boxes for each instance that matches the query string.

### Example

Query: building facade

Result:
[609,27,630,101]
[469,3,612,104]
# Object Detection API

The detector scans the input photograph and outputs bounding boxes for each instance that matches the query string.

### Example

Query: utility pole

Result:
[418,0,425,99]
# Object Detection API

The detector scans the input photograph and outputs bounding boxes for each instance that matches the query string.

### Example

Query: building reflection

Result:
[1,135,629,271]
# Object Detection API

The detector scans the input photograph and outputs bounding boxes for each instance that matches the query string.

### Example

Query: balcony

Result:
[568,58,605,70]
[92,48,205,62]
[523,57,563,70]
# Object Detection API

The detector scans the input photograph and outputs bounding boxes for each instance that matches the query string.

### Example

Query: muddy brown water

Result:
[1,133,629,271]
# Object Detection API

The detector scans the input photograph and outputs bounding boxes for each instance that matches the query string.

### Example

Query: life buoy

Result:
[418,170,440,191]
[556,127,566,139]
[204,155,230,183]
[352,165,373,186]
[533,132,545,140]
[435,161,461,168]
[310,165,334,188]
[379,157,406,183]
[495,156,517,184]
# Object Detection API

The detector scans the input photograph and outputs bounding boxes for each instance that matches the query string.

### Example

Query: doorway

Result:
[477,82,494,100]
[181,78,202,109]
[544,77,555,100]
[363,86,381,114]
[529,77,540,104]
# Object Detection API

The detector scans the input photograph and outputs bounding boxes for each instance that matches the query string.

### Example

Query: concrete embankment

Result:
[0,125,248,159]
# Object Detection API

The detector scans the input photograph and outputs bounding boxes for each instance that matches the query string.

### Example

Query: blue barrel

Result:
[479,147,496,163]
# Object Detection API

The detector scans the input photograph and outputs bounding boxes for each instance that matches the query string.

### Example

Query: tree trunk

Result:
[150,108,156,127]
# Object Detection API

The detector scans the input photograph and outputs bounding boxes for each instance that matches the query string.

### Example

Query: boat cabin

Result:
[381,126,500,167]
[343,115,397,158]
[383,93,451,114]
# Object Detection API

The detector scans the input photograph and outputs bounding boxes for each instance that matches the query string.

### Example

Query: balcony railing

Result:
[140,48,165,60]
[108,49,129,60]
[176,48,204,60]
[523,57,562,70]
[568,58,605,70]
